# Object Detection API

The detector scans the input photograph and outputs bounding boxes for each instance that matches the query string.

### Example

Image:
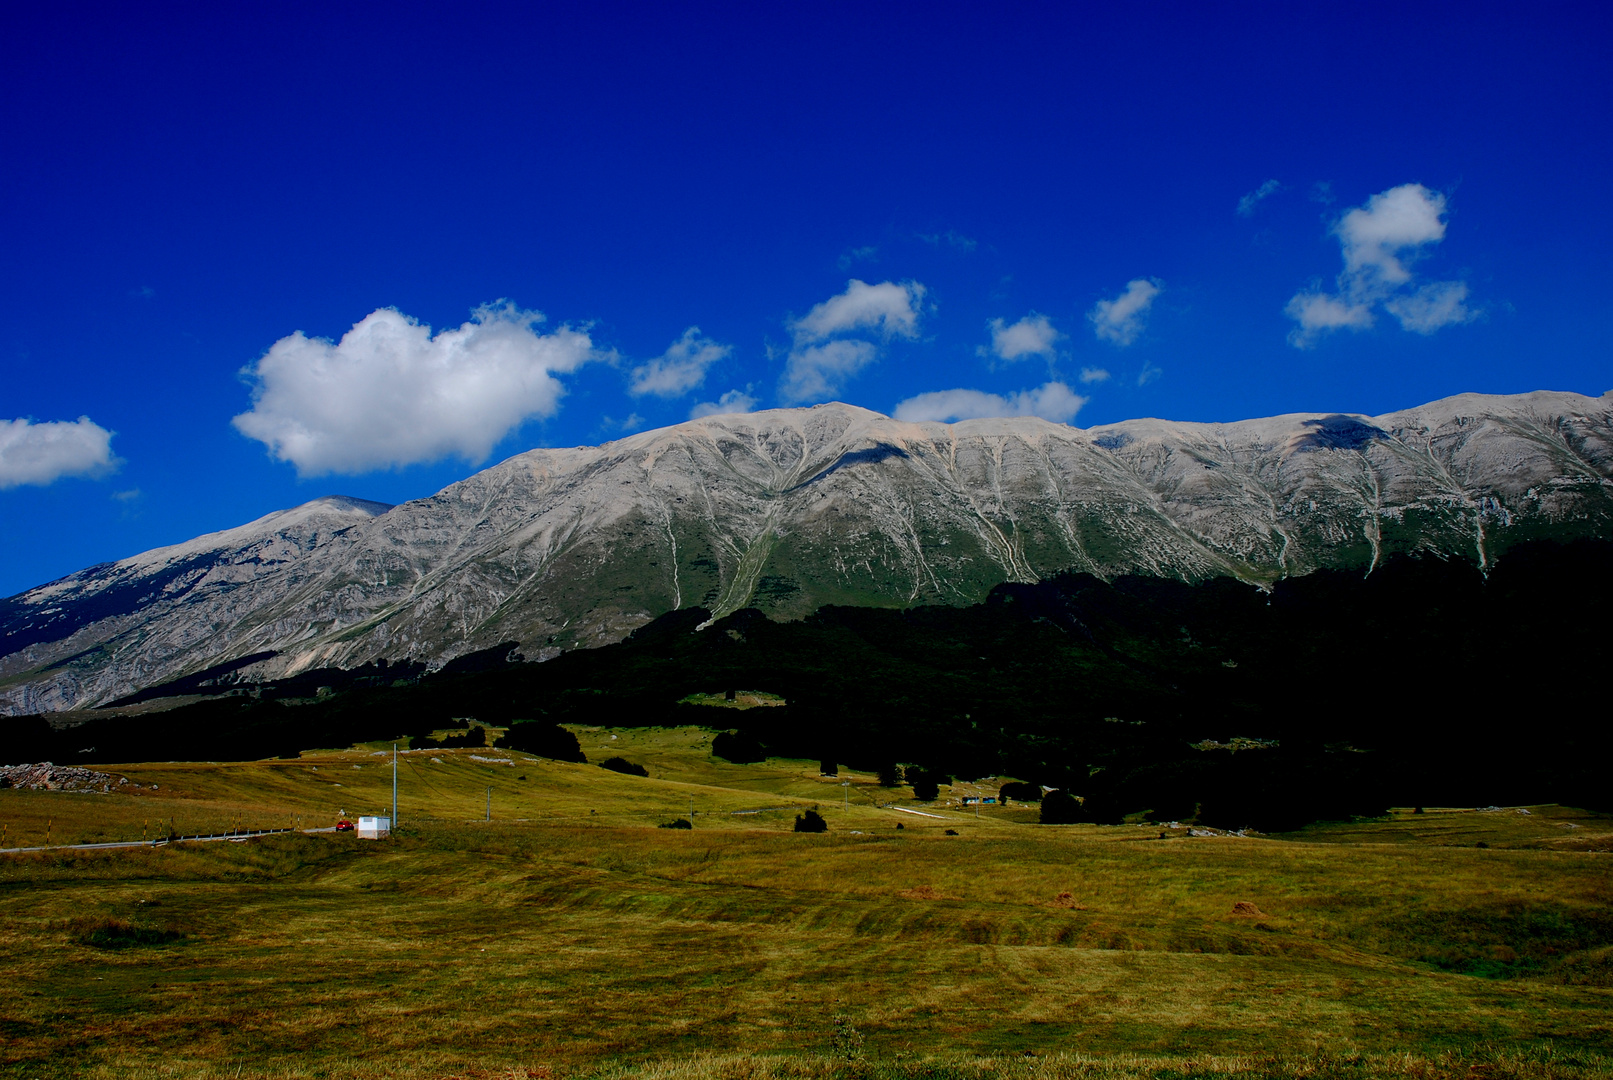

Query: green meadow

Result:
[1,724,1610,1080]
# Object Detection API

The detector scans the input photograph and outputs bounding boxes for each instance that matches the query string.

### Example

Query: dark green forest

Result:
[4,539,1608,831]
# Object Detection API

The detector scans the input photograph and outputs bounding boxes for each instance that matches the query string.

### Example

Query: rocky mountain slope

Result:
[4,390,1611,713]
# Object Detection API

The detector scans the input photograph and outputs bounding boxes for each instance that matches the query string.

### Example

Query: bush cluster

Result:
[794,809,828,833]
[494,721,586,761]
[599,756,648,777]
[409,725,487,751]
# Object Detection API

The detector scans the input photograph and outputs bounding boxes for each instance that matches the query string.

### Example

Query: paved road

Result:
[0,826,333,855]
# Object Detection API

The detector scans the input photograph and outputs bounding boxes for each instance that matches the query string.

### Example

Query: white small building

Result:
[356,816,391,839]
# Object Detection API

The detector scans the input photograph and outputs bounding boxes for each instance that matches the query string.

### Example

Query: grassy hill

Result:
[1,728,1611,1079]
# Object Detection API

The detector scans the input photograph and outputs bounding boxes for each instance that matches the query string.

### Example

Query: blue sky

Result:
[2,3,1609,596]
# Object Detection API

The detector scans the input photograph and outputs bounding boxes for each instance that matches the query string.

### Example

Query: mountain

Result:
[3,390,1611,714]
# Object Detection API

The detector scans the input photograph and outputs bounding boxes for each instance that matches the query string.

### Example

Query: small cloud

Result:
[690,388,759,419]
[1285,292,1374,347]
[780,280,925,404]
[1385,281,1477,334]
[1335,184,1448,286]
[1088,279,1162,346]
[111,488,142,502]
[232,302,599,476]
[1310,181,1336,205]
[837,245,879,270]
[780,340,878,404]
[981,314,1059,363]
[917,230,978,252]
[1136,362,1162,387]
[893,381,1086,425]
[790,279,924,343]
[1078,367,1111,384]
[1284,183,1474,348]
[0,416,120,489]
[130,285,156,299]
[628,327,731,398]
[1236,179,1283,217]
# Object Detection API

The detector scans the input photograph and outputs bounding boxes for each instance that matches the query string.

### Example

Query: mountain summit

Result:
[4,390,1611,713]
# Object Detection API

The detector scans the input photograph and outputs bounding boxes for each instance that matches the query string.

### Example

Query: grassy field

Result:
[1,725,1610,1079]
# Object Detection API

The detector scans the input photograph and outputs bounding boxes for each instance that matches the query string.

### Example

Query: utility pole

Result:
[392,742,398,831]
[842,779,850,811]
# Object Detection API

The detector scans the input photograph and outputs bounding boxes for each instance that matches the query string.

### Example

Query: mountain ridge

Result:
[3,388,1611,714]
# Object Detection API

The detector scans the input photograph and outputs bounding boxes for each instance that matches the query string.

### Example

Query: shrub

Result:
[820,759,838,776]
[998,781,1041,803]
[794,809,828,833]
[1040,790,1082,824]
[599,756,649,777]
[70,917,182,949]
[829,1014,864,1061]
[659,818,692,830]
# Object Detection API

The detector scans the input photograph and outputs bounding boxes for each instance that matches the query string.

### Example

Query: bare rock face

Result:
[3,390,1611,713]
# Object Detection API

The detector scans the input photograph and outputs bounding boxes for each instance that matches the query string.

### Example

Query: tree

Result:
[877,763,904,787]
[1040,790,1081,824]
[998,781,1041,803]
[907,767,947,802]
[820,760,838,776]
[794,809,828,833]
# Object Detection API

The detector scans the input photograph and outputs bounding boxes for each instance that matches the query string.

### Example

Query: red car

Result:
[335,819,354,831]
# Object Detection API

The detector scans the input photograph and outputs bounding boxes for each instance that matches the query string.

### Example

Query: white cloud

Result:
[232,303,596,476]
[1284,183,1474,348]
[1285,292,1375,346]
[1078,367,1111,383]
[628,327,730,398]
[780,340,879,404]
[690,389,759,419]
[1335,183,1447,287]
[779,280,925,404]
[1088,279,1161,346]
[791,279,924,343]
[1237,179,1282,217]
[0,416,119,489]
[982,314,1059,363]
[1385,281,1476,334]
[893,381,1086,425]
